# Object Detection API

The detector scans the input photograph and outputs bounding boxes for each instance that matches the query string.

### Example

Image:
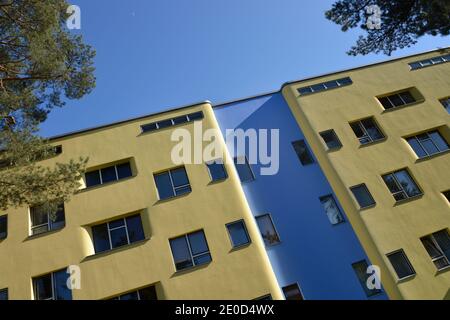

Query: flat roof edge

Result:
[49,100,212,141]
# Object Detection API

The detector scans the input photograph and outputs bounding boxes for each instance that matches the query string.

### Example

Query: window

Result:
[297,77,353,95]
[443,190,450,203]
[319,129,342,149]
[350,118,385,145]
[406,130,449,158]
[206,160,228,182]
[0,288,7,300]
[30,203,65,236]
[282,284,304,300]
[33,269,72,300]
[255,214,280,246]
[292,140,315,165]
[440,97,450,114]
[169,230,212,271]
[421,230,450,271]
[0,215,7,240]
[154,167,191,200]
[409,54,450,70]
[92,214,145,254]
[233,156,255,183]
[387,250,415,280]
[141,111,204,133]
[382,169,422,201]
[352,260,382,297]
[378,90,416,110]
[319,195,344,225]
[350,184,376,208]
[109,285,158,300]
[85,161,132,188]
[226,220,251,248]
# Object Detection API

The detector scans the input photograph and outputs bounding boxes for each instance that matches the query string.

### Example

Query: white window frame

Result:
[407,131,449,158]
[30,204,65,236]
[170,231,211,271]
[421,232,450,271]
[33,270,69,300]
[382,169,422,201]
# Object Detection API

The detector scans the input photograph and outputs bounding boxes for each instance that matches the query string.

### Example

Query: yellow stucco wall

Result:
[0,103,283,300]
[282,49,450,300]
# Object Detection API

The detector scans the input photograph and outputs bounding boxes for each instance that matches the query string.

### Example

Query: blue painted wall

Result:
[213,93,388,300]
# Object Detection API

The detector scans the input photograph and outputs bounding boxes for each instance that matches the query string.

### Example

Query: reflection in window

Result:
[30,203,65,236]
[255,214,280,246]
[154,167,191,200]
[382,169,422,201]
[407,130,449,158]
[33,269,72,300]
[319,195,344,225]
[169,230,211,271]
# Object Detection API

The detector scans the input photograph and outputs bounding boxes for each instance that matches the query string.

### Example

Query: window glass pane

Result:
[350,122,365,139]
[382,174,402,194]
[389,94,404,107]
[434,230,450,261]
[407,137,427,158]
[441,98,450,113]
[170,236,193,271]
[256,215,280,246]
[292,140,315,165]
[92,223,110,253]
[323,80,338,89]
[311,83,326,92]
[421,236,443,259]
[193,253,212,266]
[157,119,173,129]
[53,269,72,300]
[138,286,158,300]
[119,291,139,300]
[409,62,421,70]
[361,118,384,141]
[352,260,381,297]
[126,215,145,243]
[154,172,175,199]
[85,170,101,187]
[298,87,313,95]
[399,91,415,104]
[100,166,117,184]
[51,205,65,231]
[188,112,204,121]
[0,289,7,300]
[429,131,449,152]
[227,221,250,247]
[109,218,125,229]
[116,162,132,179]
[417,134,439,155]
[172,115,188,125]
[188,231,209,255]
[387,251,415,279]
[207,161,228,181]
[31,207,49,226]
[379,97,393,109]
[350,184,375,208]
[141,122,157,133]
[171,167,189,187]
[337,77,352,86]
[234,157,255,182]
[282,284,304,300]
[320,195,344,225]
[320,130,341,149]
[174,185,192,196]
[110,227,129,249]
[34,274,53,300]
[0,215,7,239]
[393,170,421,198]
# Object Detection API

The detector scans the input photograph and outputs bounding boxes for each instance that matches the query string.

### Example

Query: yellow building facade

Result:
[282,49,450,300]
[0,103,283,300]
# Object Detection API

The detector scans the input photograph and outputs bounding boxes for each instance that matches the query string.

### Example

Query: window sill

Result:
[25,226,65,241]
[358,203,377,211]
[171,261,212,277]
[155,191,192,204]
[358,137,387,148]
[395,274,416,284]
[393,194,424,206]
[77,175,136,194]
[435,265,450,276]
[208,177,228,185]
[325,146,343,153]
[381,99,425,113]
[229,242,252,253]
[415,149,450,163]
[82,238,150,262]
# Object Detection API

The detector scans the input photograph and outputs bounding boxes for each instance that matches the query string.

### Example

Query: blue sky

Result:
[40,0,450,137]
